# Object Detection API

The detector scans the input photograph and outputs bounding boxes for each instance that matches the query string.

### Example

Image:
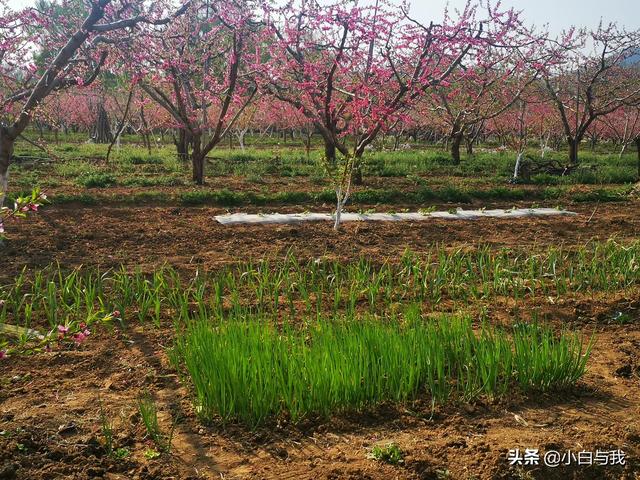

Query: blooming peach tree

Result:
[129,0,262,184]
[0,0,190,206]
[542,23,640,164]
[262,0,527,228]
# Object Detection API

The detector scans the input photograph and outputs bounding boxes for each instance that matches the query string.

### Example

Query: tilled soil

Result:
[1,321,640,480]
[1,199,640,479]
[1,201,638,280]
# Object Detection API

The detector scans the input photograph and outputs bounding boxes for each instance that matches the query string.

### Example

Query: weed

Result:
[137,393,175,452]
[369,443,404,465]
[77,173,117,188]
[143,448,161,460]
[99,400,114,456]
[611,311,633,325]
[419,206,437,215]
[113,447,130,459]
[138,393,163,447]
[126,154,164,165]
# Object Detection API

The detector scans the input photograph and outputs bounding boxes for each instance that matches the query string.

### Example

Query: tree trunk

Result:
[143,134,151,154]
[92,103,113,144]
[636,137,640,179]
[304,131,312,159]
[451,133,463,165]
[174,129,189,162]
[192,154,205,185]
[191,133,204,185]
[465,137,474,156]
[352,160,363,185]
[325,143,337,165]
[0,128,14,207]
[569,137,580,164]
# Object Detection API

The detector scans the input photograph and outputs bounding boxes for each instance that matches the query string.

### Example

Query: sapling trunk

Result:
[334,185,350,231]
[333,158,353,231]
[540,133,550,159]
[512,152,523,182]
[619,143,627,159]
[236,130,246,151]
[106,88,135,164]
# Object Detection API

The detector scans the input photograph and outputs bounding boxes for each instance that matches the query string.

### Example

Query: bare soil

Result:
[1,201,638,280]
[1,199,640,479]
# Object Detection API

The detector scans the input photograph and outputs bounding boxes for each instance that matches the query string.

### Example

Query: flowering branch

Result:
[0,188,47,240]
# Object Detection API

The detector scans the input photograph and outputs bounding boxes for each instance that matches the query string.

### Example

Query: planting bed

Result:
[1,193,640,479]
[1,0,639,474]
[2,141,640,480]
[1,201,639,280]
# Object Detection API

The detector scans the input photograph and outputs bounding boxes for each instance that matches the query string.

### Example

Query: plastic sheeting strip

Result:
[215,208,577,226]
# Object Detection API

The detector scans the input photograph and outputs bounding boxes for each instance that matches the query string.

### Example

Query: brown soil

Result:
[2,319,640,479]
[1,201,638,280]
[1,200,640,479]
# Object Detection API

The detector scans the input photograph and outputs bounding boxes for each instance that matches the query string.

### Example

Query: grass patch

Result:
[126,154,164,165]
[76,173,117,188]
[180,189,243,206]
[572,187,632,203]
[175,314,591,427]
[49,193,99,205]
[121,176,185,187]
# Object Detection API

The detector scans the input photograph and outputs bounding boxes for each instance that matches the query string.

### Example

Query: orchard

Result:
[0,0,639,478]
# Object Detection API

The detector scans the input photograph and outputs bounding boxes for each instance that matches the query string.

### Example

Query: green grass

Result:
[1,241,638,335]
[138,394,163,446]
[99,400,115,456]
[572,186,633,203]
[1,241,633,428]
[126,154,165,165]
[12,131,639,190]
[47,193,99,205]
[40,185,629,208]
[76,172,117,188]
[121,175,185,187]
[174,314,591,427]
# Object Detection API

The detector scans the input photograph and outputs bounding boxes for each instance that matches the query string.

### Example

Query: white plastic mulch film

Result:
[215,208,577,226]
